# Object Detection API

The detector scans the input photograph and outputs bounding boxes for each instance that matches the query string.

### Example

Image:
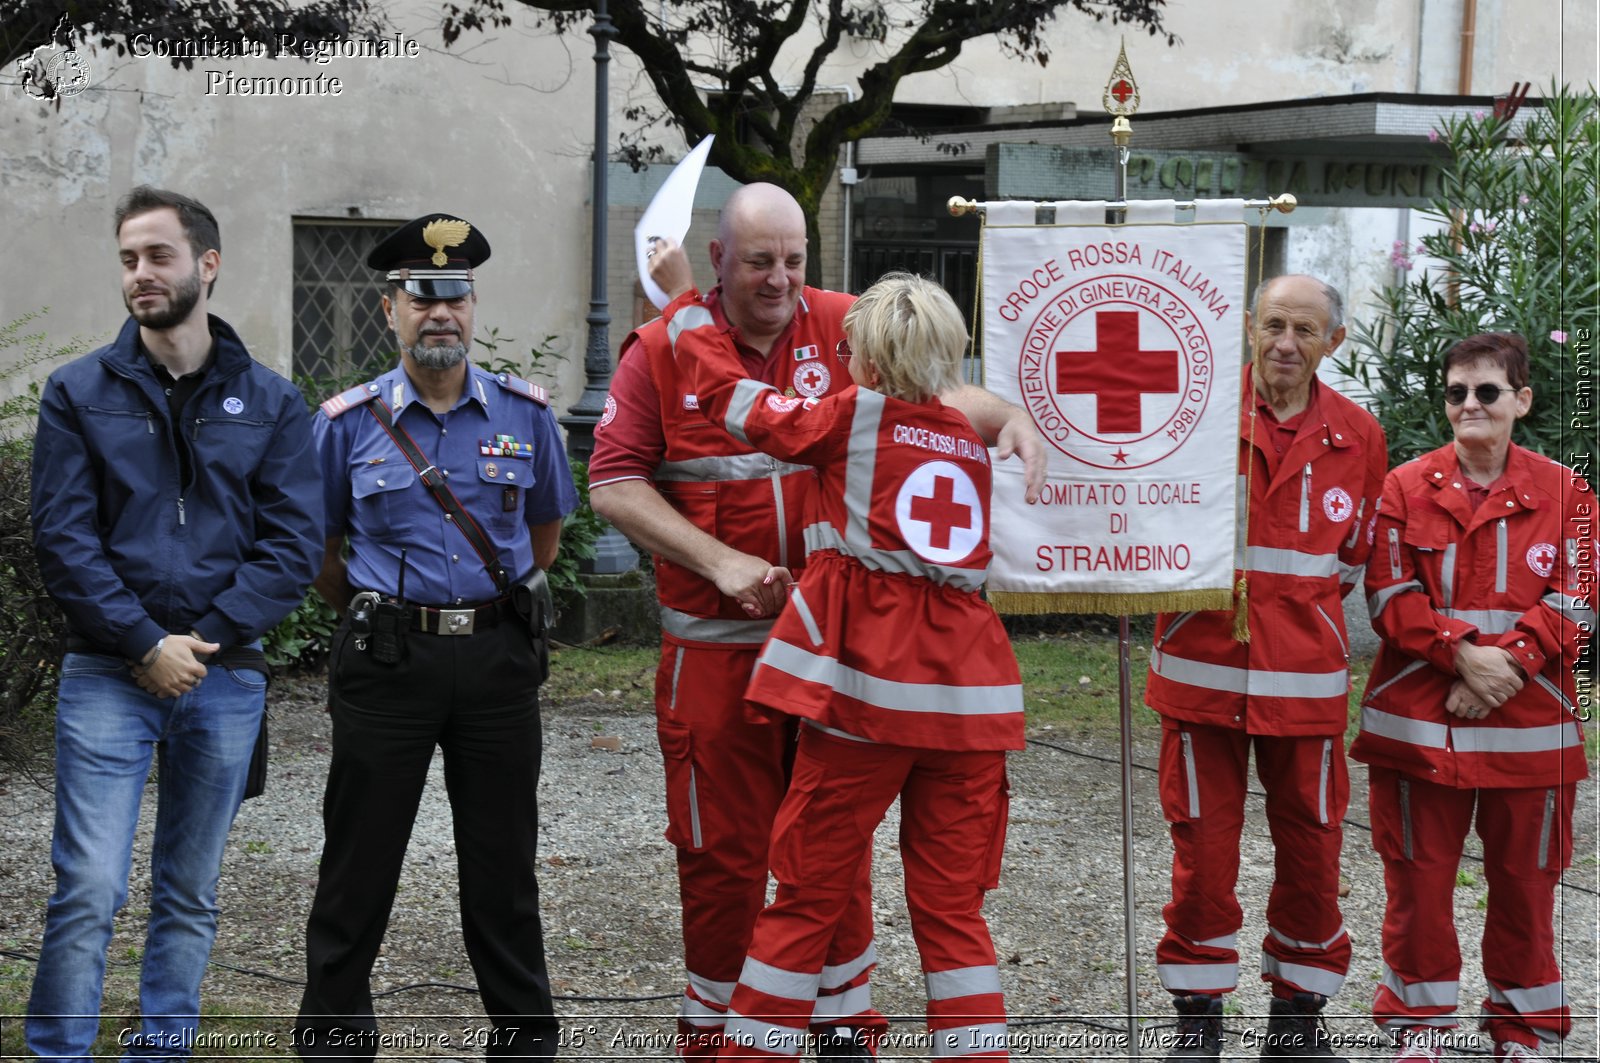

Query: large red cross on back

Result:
[1057,310,1179,434]
[909,475,972,551]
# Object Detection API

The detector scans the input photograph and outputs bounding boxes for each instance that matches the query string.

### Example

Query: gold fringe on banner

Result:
[989,589,1234,616]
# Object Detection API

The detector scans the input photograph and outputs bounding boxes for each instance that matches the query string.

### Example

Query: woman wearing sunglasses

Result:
[1351,333,1593,1062]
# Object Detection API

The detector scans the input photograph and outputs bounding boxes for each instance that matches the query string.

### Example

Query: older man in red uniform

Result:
[589,183,1039,1058]
[1144,274,1388,1062]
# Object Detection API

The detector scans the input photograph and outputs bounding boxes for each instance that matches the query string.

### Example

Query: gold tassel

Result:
[1232,574,1250,642]
[989,589,1234,616]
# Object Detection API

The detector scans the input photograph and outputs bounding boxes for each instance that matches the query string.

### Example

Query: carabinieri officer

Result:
[295,213,578,1061]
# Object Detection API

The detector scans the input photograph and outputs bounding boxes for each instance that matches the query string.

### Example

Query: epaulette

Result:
[319,381,382,419]
[495,372,549,407]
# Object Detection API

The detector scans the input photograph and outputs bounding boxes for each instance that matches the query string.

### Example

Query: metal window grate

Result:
[292,221,398,383]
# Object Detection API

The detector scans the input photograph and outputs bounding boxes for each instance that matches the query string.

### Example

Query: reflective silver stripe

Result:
[1339,560,1363,587]
[1345,498,1366,548]
[1440,608,1524,634]
[790,587,825,646]
[1365,658,1429,700]
[1299,463,1311,533]
[1369,580,1423,620]
[1441,543,1456,608]
[1316,739,1332,825]
[926,966,1002,1001]
[1234,475,1249,568]
[1450,721,1582,755]
[1538,789,1555,871]
[669,645,685,709]
[1543,592,1597,628]
[723,1013,807,1055]
[679,996,727,1027]
[1260,955,1345,997]
[1361,706,1449,749]
[1180,732,1200,818]
[724,378,772,447]
[667,304,716,344]
[1190,933,1237,950]
[819,943,877,990]
[660,607,773,645]
[1533,673,1579,715]
[739,956,821,1003]
[688,765,703,849]
[1487,980,1567,1014]
[804,718,874,742]
[1246,545,1339,578]
[1150,650,1348,700]
[812,982,873,1022]
[657,453,811,482]
[1496,518,1508,593]
[1381,964,1458,1008]
[760,638,1024,716]
[771,467,789,569]
[1378,1015,1457,1031]
[688,972,737,1006]
[1269,922,1347,952]
[843,391,884,553]
[1316,605,1348,661]
[1158,962,1237,991]
[1157,610,1196,650]
[933,1023,1008,1058]
[803,523,986,590]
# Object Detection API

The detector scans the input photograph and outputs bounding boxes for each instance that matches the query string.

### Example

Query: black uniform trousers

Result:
[295,615,556,1060]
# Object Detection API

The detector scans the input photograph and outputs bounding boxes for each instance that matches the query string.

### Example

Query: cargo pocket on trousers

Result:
[980,767,1012,891]
[656,721,705,852]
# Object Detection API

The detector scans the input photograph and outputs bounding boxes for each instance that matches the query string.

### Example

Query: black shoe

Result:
[815,1026,874,1060]
[1259,993,1348,1061]
[1164,994,1223,1061]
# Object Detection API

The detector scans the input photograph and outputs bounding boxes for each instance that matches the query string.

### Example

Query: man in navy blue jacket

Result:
[27,186,323,1060]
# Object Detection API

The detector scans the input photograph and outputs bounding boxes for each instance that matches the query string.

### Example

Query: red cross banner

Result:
[981,216,1247,614]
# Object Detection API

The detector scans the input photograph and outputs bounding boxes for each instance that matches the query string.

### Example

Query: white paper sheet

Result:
[636,135,716,309]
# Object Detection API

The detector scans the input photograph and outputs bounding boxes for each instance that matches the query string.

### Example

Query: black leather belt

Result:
[410,598,516,636]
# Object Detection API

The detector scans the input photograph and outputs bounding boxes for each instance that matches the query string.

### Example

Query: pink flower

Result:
[1469,222,1482,233]
[1519,194,1531,205]
[1474,110,1487,120]
[1415,244,1426,255]
[1551,330,1568,344]
[1428,129,1440,142]
[1389,240,1414,270]
[1482,218,1497,232]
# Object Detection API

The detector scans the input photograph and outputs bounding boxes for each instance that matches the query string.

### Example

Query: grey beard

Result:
[405,341,469,370]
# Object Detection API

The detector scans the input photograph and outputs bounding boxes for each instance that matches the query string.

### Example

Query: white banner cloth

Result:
[980,220,1247,612]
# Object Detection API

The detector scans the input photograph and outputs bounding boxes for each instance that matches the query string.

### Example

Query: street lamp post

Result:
[561,0,637,574]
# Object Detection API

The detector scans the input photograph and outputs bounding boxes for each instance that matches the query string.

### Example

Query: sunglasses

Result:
[835,338,853,366]
[1444,383,1514,406]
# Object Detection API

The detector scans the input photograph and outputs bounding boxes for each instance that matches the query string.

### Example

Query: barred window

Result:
[292,220,397,383]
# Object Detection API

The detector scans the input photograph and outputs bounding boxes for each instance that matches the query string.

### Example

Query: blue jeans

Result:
[27,652,267,1062]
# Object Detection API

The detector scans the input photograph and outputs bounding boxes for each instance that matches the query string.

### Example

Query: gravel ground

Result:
[0,669,1595,1061]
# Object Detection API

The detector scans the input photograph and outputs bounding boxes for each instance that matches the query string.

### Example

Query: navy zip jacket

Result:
[31,315,323,660]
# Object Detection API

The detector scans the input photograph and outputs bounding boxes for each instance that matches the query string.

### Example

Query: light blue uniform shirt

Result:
[315,363,578,604]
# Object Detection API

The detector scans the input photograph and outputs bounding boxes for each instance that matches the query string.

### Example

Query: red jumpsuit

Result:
[663,290,1025,1062]
[590,287,882,1055]
[1143,370,1387,1001]
[1350,443,1592,1049]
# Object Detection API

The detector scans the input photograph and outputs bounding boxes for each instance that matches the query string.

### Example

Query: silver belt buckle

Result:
[439,608,476,635]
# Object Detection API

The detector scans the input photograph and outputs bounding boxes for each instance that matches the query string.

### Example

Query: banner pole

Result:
[1105,40,1142,1058]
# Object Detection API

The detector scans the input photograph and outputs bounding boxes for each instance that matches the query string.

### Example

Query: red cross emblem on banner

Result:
[910,475,973,550]
[1057,310,1180,434]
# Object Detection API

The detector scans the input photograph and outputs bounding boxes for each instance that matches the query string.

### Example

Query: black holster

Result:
[511,568,553,684]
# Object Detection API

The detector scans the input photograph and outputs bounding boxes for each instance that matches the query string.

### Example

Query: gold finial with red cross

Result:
[1103,39,1140,118]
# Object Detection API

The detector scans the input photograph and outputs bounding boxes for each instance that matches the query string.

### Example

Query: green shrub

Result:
[0,312,85,775]
[1336,84,1598,467]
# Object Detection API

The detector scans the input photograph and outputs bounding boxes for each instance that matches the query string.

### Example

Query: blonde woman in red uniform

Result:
[650,241,1025,1061]
[1352,332,1592,1063]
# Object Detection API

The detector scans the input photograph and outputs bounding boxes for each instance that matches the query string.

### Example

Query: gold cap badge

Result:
[422,218,473,268]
